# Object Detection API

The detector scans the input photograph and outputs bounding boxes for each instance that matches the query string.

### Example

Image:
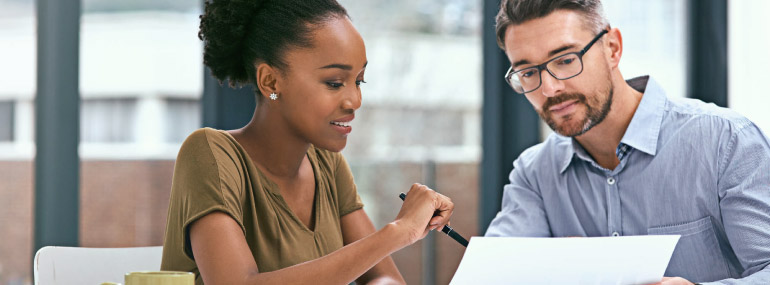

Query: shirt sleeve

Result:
[334,153,364,217]
[706,122,770,284]
[166,129,246,260]
[485,155,552,237]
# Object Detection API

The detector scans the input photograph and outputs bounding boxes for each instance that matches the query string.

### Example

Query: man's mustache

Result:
[542,93,586,113]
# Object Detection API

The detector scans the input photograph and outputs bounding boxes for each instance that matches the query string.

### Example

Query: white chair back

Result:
[34,246,163,285]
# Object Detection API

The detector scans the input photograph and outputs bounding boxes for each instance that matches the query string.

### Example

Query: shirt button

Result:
[607,177,616,185]
[612,232,620,237]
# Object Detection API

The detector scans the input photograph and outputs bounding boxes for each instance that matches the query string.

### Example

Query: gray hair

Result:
[495,0,609,49]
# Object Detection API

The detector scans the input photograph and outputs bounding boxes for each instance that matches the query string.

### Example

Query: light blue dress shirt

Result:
[485,76,770,284]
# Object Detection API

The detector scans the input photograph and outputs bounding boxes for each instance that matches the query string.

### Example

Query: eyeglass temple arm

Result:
[580,29,609,55]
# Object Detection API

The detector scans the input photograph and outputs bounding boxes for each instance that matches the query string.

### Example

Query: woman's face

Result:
[273,16,367,152]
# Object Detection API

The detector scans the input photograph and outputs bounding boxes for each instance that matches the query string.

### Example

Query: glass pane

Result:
[164,98,201,143]
[81,98,138,143]
[729,0,770,134]
[338,1,482,284]
[604,0,687,98]
[0,0,35,283]
[79,0,202,248]
[0,101,13,141]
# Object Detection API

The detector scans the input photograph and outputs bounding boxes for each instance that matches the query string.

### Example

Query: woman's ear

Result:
[256,62,280,100]
[605,27,623,69]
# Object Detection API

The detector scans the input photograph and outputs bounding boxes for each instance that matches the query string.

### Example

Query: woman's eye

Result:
[326,82,344,88]
[355,80,367,86]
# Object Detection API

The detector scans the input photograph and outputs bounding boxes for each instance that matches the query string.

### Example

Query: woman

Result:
[160,0,455,284]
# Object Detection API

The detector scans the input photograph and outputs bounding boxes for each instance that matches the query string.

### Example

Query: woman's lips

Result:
[330,123,352,135]
[330,115,354,135]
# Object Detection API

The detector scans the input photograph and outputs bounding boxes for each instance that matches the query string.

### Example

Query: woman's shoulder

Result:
[176,128,249,177]
[178,128,239,156]
[180,127,231,146]
[172,128,254,205]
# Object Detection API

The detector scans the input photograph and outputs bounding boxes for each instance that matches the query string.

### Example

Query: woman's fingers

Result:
[414,188,453,230]
[396,183,455,243]
[430,193,453,229]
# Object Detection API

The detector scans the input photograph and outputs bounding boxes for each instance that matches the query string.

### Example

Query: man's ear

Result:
[256,62,280,100]
[605,27,623,69]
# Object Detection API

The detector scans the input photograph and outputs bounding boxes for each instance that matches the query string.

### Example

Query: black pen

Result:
[399,192,469,247]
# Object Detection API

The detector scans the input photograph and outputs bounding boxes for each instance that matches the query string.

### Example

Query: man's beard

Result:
[539,84,613,137]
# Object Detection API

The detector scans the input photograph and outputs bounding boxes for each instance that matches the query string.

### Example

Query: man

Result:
[484,1,770,284]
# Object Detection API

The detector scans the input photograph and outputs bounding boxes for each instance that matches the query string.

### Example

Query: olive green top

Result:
[160,128,364,284]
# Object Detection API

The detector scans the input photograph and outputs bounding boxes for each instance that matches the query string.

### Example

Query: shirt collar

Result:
[559,75,666,173]
[558,136,577,174]
[619,76,666,156]
[559,137,593,173]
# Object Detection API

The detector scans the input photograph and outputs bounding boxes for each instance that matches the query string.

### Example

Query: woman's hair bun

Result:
[198,0,265,87]
[198,0,349,90]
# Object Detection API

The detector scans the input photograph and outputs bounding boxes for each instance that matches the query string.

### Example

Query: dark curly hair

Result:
[198,0,349,91]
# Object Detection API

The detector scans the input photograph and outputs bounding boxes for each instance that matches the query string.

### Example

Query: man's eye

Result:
[558,58,575,65]
[521,70,536,78]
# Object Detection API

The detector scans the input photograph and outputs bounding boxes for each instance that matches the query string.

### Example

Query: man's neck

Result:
[574,78,644,170]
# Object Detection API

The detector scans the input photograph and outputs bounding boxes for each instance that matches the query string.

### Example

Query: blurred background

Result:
[1,0,768,284]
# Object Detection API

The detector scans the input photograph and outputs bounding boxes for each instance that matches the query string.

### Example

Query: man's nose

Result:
[539,70,564,98]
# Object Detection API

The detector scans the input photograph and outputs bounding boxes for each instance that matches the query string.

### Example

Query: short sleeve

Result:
[334,154,364,217]
[165,129,246,261]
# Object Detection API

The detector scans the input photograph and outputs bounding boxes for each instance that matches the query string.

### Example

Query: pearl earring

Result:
[269,92,278,100]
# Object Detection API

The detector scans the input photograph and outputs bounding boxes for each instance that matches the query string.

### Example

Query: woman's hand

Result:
[392,183,454,244]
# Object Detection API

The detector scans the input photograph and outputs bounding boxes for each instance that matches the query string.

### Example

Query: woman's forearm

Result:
[246,223,410,285]
[192,184,451,285]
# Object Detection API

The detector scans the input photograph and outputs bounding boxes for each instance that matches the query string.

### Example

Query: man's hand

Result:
[648,277,695,285]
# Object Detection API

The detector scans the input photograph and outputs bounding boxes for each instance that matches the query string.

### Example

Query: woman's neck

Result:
[231,103,310,180]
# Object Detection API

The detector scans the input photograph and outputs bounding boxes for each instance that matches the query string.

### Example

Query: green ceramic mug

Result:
[124,271,194,285]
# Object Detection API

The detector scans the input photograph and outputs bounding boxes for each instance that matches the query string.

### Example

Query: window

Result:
[338,1,482,284]
[78,0,201,249]
[164,98,201,143]
[0,0,34,283]
[729,0,770,134]
[0,101,13,142]
[604,0,688,98]
[81,98,137,143]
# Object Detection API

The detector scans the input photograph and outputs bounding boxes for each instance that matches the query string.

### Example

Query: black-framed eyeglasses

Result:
[504,30,608,94]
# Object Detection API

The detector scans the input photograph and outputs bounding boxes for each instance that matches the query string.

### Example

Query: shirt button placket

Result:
[606,176,620,237]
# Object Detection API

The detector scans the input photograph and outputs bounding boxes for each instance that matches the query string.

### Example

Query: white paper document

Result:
[450,235,680,285]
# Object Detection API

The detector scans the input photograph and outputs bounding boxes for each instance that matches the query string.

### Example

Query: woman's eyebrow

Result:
[319,63,352,70]
[319,61,368,70]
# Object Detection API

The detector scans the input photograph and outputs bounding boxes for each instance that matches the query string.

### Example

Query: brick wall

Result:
[0,161,33,285]
[80,160,175,247]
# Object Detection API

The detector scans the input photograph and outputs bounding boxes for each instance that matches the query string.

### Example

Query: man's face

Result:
[503,10,613,137]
